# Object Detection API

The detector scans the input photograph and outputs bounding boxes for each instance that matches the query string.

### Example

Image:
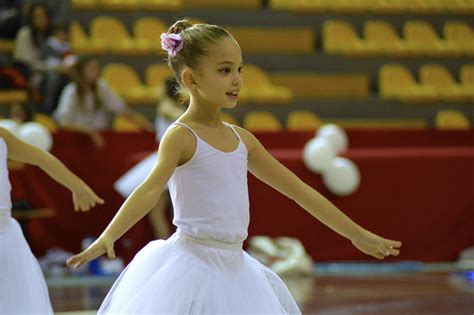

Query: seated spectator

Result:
[53,55,153,149]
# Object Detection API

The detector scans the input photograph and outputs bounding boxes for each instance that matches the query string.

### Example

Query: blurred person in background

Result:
[53,55,152,149]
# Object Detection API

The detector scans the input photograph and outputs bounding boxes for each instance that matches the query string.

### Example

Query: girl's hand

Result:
[89,131,106,149]
[67,234,115,269]
[72,185,104,212]
[352,229,402,260]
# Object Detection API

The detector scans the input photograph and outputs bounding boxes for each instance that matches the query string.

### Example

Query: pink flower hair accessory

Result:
[160,33,184,57]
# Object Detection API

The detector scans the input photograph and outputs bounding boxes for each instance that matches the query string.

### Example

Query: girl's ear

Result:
[182,68,198,90]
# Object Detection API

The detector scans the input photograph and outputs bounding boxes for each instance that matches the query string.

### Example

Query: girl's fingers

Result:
[106,244,116,259]
[373,251,385,259]
[390,248,400,256]
[94,194,105,204]
[383,239,402,248]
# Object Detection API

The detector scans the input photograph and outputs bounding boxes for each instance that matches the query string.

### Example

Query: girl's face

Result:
[192,37,243,109]
[82,59,101,85]
[32,7,49,32]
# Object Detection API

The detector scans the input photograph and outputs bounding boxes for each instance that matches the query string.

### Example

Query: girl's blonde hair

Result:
[164,19,234,88]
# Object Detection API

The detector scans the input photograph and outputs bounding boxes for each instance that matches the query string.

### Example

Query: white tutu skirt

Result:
[99,232,301,314]
[114,152,157,198]
[0,216,53,314]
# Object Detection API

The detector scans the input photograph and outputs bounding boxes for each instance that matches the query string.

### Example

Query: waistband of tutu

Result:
[0,208,11,230]
[176,231,243,251]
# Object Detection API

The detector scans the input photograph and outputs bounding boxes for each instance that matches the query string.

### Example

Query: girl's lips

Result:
[226,92,239,100]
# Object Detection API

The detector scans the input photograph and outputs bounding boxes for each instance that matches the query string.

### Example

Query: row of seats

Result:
[71,18,314,55]
[269,73,369,100]
[323,20,473,57]
[1,62,470,106]
[379,63,474,103]
[72,0,260,10]
[272,0,474,15]
[70,17,472,57]
[101,63,293,105]
[73,0,474,14]
[113,110,469,132]
[0,108,468,133]
[242,110,469,131]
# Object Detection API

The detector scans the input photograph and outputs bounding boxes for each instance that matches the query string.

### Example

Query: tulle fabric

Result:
[99,232,301,314]
[0,215,53,314]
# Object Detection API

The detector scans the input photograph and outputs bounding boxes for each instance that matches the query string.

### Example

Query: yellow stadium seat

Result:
[243,111,282,132]
[460,64,474,101]
[328,0,367,14]
[90,16,146,55]
[322,20,378,56]
[227,27,314,54]
[134,17,168,52]
[70,21,107,55]
[33,113,58,133]
[409,0,447,14]
[220,112,239,126]
[102,63,156,105]
[420,64,470,102]
[403,20,460,57]
[99,0,139,10]
[71,0,97,10]
[460,64,474,86]
[269,73,369,99]
[364,20,417,56]
[369,0,411,14]
[140,0,182,10]
[325,118,427,129]
[113,114,143,132]
[145,64,173,97]
[269,0,295,11]
[447,0,474,15]
[240,65,293,105]
[435,110,470,130]
[443,21,474,56]
[183,0,260,9]
[286,111,322,131]
[379,64,438,103]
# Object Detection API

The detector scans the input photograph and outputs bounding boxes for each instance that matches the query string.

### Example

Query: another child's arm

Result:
[67,125,191,268]
[0,128,103,211]
[236,127,401,260]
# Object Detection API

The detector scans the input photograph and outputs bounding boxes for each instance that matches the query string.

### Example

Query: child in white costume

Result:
[68,20,401,314]
[0,128,103,314]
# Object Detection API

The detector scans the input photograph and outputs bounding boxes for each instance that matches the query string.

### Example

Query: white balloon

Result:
[323,157,360,196]
[316,124,348,153]
[303,137,336,174]
[0,119,20,135]
[17,122,53,151]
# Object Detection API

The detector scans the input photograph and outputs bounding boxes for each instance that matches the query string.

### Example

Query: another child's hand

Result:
[352,229,401,260]
[89,131,106,149]
[67,234,115,269]
[72,185,104,212]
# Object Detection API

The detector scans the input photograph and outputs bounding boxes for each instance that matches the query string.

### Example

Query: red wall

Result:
[11,129,474,262]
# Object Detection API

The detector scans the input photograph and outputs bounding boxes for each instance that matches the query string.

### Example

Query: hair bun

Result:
[168,19,193,34]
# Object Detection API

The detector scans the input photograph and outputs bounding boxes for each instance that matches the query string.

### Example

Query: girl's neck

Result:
[186,98,221,128]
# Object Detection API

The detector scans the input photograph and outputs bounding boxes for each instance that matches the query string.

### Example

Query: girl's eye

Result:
[219,68,231,74]
[238,66,244,73]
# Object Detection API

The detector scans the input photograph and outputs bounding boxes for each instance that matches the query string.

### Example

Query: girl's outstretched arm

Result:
[67,124,192,268]
[0,128,103,212]
[235,126,401,260]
